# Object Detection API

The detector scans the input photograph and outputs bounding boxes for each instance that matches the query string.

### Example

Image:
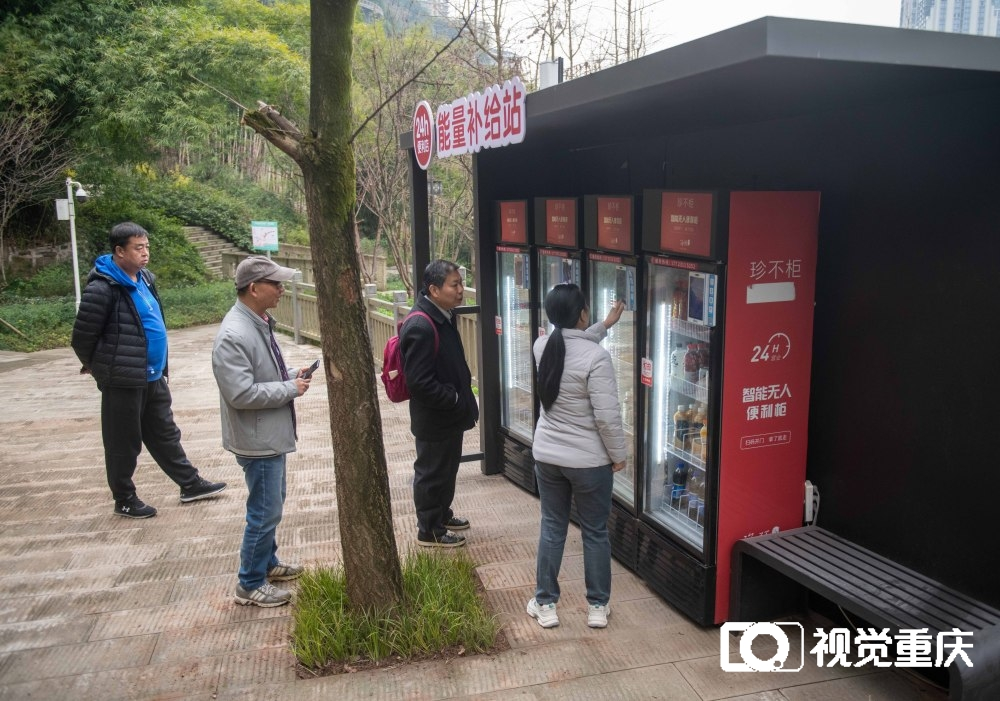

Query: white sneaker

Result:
[587,603,610,628]
[526,597,559,628]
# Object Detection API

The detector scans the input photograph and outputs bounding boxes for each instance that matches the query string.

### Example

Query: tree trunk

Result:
[308,0,403,611]
[243,0,404,612]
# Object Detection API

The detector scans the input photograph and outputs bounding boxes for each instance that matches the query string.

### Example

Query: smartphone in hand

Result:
[300,359,321,379]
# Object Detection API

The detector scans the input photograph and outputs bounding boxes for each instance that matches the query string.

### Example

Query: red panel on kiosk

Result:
[714,191,820,622]
[659,192,714,257]
[497,200,528,244]
[542,198,577,247]
[596,196,632,252]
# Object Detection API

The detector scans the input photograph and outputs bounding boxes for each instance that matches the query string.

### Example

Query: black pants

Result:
[413,433,463,539]
[101,379,199,501]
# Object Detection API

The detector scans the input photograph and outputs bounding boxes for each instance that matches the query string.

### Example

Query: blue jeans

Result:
[534,461,613,607]
[237,455,287,589]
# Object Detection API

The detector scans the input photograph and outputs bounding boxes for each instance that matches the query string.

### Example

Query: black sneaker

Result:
[114,496,157,519]
[417,531,466,548]
[180,477,227,503]
[444,516,470,531]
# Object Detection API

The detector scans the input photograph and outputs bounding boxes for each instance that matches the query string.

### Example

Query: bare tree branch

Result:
[188,73,251,111]
[241,101,305,164]
[349,10,475,144]
[0,106,75,282]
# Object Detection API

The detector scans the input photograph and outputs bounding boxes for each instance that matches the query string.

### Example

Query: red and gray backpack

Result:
[380,311,438,402]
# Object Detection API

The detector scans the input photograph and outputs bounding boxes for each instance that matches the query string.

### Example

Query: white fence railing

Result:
[270,280,479,386]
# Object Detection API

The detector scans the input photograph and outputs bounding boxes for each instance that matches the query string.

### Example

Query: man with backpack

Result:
[399,260,479,547]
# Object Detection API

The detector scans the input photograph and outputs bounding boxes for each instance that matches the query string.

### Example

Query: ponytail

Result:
[537,284,587,412]
[537,329,566,411]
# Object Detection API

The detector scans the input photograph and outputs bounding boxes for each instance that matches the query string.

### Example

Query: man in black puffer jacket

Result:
[72,222,226,519]
[399,260,479,548]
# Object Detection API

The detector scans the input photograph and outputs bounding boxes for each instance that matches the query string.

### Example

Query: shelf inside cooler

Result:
[666,432,706,470]
[654,498,705,550]
[669,318,711,342]
[669,376,708,404]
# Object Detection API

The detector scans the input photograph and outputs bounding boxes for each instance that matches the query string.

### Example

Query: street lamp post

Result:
[65,178,88,311]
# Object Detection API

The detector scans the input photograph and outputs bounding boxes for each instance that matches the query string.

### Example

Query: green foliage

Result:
[144,170,307,250]
[6,261,75,298]
[68,165,307,279]
[1,0,309,171]
[0,296,76,352]
[75,188,208,287]
[158,280,235,327]
[0,280,234,353]
[291,552,501,670]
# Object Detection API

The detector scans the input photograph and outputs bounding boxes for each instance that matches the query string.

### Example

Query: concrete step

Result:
[182,226,249,279]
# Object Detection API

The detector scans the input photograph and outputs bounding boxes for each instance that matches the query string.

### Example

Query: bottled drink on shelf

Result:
[671,460,689,507]
[687,471,703,519]
[672,281,688,319]
[697,342,710,372]
[699,414,709,460]
[684,343,700,383]
[688,404,705,452]
[669,343,685,379]
[688,469,706,523]
[673,403,688,450]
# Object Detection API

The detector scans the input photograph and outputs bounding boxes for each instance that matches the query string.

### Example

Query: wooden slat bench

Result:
[730,526,1000,700]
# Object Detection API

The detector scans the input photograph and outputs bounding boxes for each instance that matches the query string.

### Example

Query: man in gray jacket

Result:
[212,256,315,607]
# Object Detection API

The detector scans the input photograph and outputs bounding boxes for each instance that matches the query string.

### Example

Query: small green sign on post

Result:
[251,220,279,252]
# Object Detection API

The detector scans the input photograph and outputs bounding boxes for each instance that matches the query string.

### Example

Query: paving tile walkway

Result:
[0,325,947,700]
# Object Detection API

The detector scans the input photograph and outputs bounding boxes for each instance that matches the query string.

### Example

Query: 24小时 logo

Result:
[720,622,805,672]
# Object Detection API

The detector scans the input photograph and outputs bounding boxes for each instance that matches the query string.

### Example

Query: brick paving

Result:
[0,325,946,700]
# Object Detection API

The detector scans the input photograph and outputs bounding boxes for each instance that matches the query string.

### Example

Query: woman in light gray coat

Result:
[527,284,626,630]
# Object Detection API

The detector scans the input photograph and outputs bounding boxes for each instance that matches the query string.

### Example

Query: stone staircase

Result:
[182,226,249,279]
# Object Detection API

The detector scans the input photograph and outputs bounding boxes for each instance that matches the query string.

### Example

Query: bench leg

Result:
[950,623,1000,701]
[730,553,808,622]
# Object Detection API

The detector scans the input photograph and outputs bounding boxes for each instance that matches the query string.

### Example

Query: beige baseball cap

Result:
[234,255,297,288]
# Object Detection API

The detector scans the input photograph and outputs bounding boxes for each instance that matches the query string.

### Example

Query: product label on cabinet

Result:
[545,199,577,246]
[498,200,527,243]
[596,197,632,252]
[641,357,653,387]
[659,192,713,257]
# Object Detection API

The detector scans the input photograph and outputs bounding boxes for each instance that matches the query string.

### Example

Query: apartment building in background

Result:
[901,0,1000,36]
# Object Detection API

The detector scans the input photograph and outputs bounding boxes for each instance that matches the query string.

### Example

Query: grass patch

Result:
[0,281,235,353]
[292,551,505,674]
[0,296,77,352]
[158,281,235,328]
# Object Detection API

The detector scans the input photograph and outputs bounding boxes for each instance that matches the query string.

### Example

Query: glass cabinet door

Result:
[498,249,534,442]
[538,251,581,333]
[643,260,715,553]
[589,258,637,508]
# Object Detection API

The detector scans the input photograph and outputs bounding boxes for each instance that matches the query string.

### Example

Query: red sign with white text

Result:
[498,201,527,244]
[660,192,713,256]
[545,199,576,246]
[596,197,632,252]
[714,191,820,623]
[412,101,434,170]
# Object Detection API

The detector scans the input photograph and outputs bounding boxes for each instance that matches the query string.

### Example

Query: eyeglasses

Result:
[257,279,284,290]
